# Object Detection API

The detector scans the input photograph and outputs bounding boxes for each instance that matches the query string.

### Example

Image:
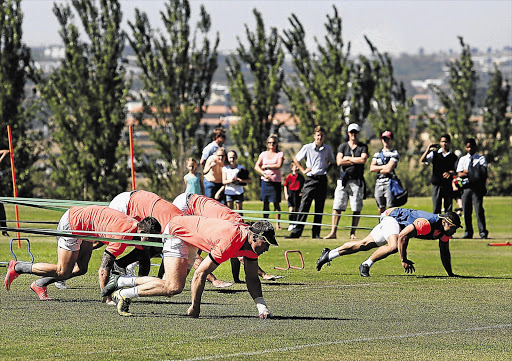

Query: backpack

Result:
[467,155,487,196]
[379,151,408,207]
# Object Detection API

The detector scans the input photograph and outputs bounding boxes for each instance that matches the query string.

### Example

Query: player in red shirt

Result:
[316,208,461,277]
[102,218,278,318]
[4,206,160,300]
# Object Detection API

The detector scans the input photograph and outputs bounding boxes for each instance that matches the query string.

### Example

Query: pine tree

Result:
[38,0,130,200]
[226,8,284,196]
[128,0,219,197]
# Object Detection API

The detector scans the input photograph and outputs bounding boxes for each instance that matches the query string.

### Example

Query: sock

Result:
[35,277,57,287]
[120,287,138,299]
[328,249,340,260]
[14,262,33,274]
[118,276,136,288]
[362,258,374,268]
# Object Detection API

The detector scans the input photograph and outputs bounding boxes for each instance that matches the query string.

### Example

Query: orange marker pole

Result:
[129,125,136,190]
[7,126,21,245]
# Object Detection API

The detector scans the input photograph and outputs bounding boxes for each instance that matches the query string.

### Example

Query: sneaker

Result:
[113,262,127,275]
[101,274,120,298]
[125,262,137,277]
[54,280,67,289]
[4,260,19,291]
[359,263,370,277]
[31,281,53,300]
[112,290,132,316]
[287,225,295,231]
[316,248,331,271]
[285,233,300,239]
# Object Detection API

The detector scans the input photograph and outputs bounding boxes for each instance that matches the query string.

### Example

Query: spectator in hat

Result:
[324,123,368,240]
[370,130,400,214]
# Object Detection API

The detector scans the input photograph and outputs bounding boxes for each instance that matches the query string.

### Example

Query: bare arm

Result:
[419,144,436,163]
[188,255,219,318]
[397,224,416,273]
[0,150,9,163]
[293,157,310,176]
[243,257,272,319]
[254,157,265,176]
[439,240,455,277]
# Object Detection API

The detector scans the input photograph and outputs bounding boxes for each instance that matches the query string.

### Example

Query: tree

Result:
[282,6,352,154]
[364,36,412,154]
[38,0,130,200]
[226,8,284,195]
[429,37,478,150]
[481,65,511,195]
[0,0,42,197]
[128,0,219,197]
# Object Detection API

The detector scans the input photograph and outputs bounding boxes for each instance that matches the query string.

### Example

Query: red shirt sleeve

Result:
[413,218,431,236]
[105,242,129,258]
[439,235,451,243]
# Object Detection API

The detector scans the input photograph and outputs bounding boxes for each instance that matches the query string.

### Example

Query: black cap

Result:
[249,220,278,246]
[439,212,462,228]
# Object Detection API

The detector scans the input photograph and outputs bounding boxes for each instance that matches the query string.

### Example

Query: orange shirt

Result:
[69,206,139,257]
[187,194,244,222]
[166,215,257,264]
[127,190,183,227]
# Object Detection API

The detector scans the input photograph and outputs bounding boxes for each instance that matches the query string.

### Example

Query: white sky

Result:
[21,0,512,55]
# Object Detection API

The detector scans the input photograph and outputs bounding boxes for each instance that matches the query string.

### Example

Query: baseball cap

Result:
[439,212,462,228]
[249,220,278,246]
[381,130,393,139]
[348,123,360,133]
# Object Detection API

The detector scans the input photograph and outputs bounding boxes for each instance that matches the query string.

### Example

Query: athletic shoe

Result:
[125,262,137,277]
[112,290,132,317]
[359,263,370,277]
[113,262,127,275]
[316,248,331,271]
[4,260,19,291]
[287,225,295,231]
[54,280,67,289]
[31,281,53,300]
[101,274,120,298]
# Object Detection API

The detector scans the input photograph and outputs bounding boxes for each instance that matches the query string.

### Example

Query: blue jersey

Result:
[387,208,450,242]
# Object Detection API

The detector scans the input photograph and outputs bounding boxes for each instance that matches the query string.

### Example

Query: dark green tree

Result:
[0,0,42,197]
[226,8,284,195]
[38,0,130,200]
[282,5,352,154]
[128,0,219,198]
[481,65,511,195]
[429,37,478,150]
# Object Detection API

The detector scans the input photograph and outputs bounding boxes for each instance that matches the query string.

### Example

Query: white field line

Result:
[170,324,512,361]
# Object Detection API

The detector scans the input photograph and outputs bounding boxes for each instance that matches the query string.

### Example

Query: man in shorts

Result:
[316,208,461,277]
[324,123,368,240]
[4,205,161,300]
[102,218,278,319]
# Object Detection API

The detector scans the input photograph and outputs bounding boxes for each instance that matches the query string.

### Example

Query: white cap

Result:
[348,123,360,133]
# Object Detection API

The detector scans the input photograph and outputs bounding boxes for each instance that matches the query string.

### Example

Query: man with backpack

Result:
[456,138,488,239]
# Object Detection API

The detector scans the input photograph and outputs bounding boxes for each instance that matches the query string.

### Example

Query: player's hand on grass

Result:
[187,305,200,318]
[259,310,272,320]
[401,259,415,274]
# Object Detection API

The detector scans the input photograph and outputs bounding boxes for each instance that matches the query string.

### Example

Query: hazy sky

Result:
[21,0,512,55]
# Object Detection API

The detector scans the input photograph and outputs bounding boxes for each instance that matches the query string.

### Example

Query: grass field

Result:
[1,197,511,360]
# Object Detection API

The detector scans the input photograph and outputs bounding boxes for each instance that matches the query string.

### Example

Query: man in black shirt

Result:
[324,124,368,240]
[420,134,458,214]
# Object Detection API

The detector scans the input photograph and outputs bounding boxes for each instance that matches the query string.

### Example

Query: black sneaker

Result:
[479,231,489,239]
[285,233,300,239]
[359,263,370,277]
[316,248,331,271]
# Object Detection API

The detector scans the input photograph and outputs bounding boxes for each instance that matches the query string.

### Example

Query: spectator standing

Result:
[184,158,204,195]
[370,131,400,215]
[283,163,305,231]
[203,147,226,200]
[456,138,488,239]
[419,134,458,214]
[324,123,368,240]
[255,134,284,230]
[0,150,10,237]
[286,126,335,239]
[200,127,226,168]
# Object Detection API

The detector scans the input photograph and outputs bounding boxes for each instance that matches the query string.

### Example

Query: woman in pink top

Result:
[255,134,284,229]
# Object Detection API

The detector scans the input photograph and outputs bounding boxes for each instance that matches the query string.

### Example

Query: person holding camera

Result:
[420,134,458,214]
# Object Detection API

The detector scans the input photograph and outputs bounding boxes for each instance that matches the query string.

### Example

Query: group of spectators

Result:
[195,125,488,241]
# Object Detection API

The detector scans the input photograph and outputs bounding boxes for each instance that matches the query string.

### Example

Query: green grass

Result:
[1,197,511,360]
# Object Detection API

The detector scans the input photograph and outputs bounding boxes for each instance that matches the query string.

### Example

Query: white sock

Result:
[328,249,340,260]
[362,258,374,267]
[120,287,138,299]
[118,276,136,288]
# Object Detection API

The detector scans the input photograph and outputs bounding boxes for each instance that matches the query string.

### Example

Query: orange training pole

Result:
[7,126,21,245]
[129,125,136,190]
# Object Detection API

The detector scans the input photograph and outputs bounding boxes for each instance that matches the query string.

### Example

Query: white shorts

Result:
[172,192,190,214]
[162,223,197,260]
[332,179,364,212]
[108,191,133,214]
[57,210,81,252]
[369,216,400,246]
